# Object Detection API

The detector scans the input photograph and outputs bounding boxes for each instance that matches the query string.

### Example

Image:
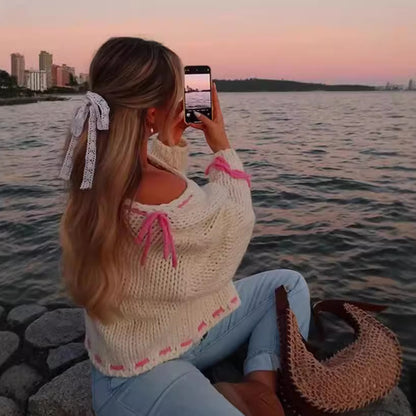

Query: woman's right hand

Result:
[189,83,231,153]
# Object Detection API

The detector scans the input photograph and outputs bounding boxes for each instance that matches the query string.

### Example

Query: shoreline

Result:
[0,96,69,106]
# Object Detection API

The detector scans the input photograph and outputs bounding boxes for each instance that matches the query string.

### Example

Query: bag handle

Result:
[314,299,387,340]
[313,299,387,315]
[275,286,320,355]
[275,286,388,341]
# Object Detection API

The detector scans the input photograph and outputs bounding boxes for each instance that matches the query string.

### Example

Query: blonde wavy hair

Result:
[60,37,184,324]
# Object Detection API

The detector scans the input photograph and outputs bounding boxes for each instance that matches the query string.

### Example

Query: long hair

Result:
[60,37,184,324]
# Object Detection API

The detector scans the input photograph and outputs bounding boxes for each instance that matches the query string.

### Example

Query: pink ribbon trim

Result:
[205,156,251,187]
[212,307,225,318]
[178,194,193,208]
[198,321,207,331]
[110,364,124,371]
[180,339,193,347]
[159,346,172,356]
[89,296,242,373]
[135,211,178,268]
[135,358,150,368]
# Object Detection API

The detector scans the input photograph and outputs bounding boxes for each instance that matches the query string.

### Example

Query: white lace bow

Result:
[59,91,110,189]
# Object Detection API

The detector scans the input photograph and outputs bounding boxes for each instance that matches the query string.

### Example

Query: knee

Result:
[289,271,310,307]
[271,269,309,299]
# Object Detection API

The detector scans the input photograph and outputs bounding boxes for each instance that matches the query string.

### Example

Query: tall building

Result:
[25,70,47,91]
[51,64,60,86]
[408,79,415,91]
[62,64,76,85]
[51,64,71,87]
[39,51,53,88]
[10,53,25,86]
[62,64,75,76]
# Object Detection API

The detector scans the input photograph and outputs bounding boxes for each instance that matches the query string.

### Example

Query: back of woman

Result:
[60,36,310,416]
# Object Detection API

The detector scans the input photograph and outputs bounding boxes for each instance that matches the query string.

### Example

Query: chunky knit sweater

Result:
[84,137,255,377]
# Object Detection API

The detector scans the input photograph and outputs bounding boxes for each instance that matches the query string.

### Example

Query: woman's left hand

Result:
[158,101,187,146]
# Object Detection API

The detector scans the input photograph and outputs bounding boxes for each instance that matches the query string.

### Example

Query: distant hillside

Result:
[213,78,375,92]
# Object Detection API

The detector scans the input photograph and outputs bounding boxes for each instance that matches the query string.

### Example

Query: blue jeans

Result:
[91,269,310,416]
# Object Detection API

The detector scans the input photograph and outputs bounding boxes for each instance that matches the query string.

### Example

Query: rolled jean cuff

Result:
[244,352,280,375]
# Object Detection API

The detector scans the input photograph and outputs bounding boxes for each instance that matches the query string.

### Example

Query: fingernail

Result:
[194,111,201,117]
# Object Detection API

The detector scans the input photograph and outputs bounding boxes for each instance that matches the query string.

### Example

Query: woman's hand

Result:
[190,83,231,153]
[158,101,187,146]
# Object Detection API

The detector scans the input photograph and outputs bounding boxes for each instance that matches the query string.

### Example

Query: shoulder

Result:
[134,169,187,206]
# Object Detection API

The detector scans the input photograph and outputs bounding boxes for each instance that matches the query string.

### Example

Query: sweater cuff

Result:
[150,136,189,173]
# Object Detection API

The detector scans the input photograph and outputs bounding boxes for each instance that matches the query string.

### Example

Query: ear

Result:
[146,107,157,125]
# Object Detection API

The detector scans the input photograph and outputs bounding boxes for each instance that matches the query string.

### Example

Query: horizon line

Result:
[2,59,414,87]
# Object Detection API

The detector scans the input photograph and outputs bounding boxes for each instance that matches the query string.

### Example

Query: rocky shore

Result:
[0,302,412,415]
[0,96,69,106]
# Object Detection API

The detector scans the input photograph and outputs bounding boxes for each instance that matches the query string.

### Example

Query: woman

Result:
[60,37,310,416]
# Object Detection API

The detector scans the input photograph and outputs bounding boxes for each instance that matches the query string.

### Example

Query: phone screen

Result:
[184,66,212,123]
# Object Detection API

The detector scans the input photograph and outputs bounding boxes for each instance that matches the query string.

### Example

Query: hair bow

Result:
[59,91,110,189]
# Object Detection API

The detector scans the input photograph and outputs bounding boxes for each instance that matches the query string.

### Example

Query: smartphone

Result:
[184,65,212,124]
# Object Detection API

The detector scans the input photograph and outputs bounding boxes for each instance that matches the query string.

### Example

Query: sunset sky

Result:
[185,74,211,91]
[1,0,415,86]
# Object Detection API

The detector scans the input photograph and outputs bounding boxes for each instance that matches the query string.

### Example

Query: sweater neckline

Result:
[124,153,194,212]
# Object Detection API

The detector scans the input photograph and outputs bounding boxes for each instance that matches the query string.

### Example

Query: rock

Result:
[344,387,413,415]
[40,295,76,309]
[25,308,84,348]
[7,304,47,328]
[0,364,42,406]
[0,331,19,368]
[0,305,5,322]
[0,397,22,416]
[28,360,93,416]
[47,342,87,372]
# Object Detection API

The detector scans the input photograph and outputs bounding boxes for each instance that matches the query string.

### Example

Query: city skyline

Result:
[1,0,415,86]
[7,49,86,91]
[6,49,416,90]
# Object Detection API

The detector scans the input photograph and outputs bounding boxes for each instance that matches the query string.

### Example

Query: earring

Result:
[150,127,154,135]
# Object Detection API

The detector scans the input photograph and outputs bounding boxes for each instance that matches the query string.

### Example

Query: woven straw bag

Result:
[275,286,402,416]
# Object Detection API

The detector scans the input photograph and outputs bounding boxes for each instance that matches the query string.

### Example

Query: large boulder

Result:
[0,397,22,416]
[27,360,93,416]
[25,308,84,348]
[47,342,87,373]
[7,305,47,328]
[0,331,19,368]
[40,297,76,309]
[0,364,43,407]
[345,387,413,416]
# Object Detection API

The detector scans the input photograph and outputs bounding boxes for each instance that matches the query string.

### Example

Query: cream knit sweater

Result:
[84,137,255,377]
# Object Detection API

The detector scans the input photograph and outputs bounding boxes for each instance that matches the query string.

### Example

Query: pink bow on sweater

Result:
[205,156,251,187]
[135,212,178,268]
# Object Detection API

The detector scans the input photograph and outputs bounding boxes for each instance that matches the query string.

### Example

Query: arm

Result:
[150,135,189,174]
[205,148,252,210]
[190,83,252,209]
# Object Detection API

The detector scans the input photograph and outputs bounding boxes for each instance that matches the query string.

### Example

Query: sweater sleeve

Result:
[149,136,189,174]
[205,148,252,209]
